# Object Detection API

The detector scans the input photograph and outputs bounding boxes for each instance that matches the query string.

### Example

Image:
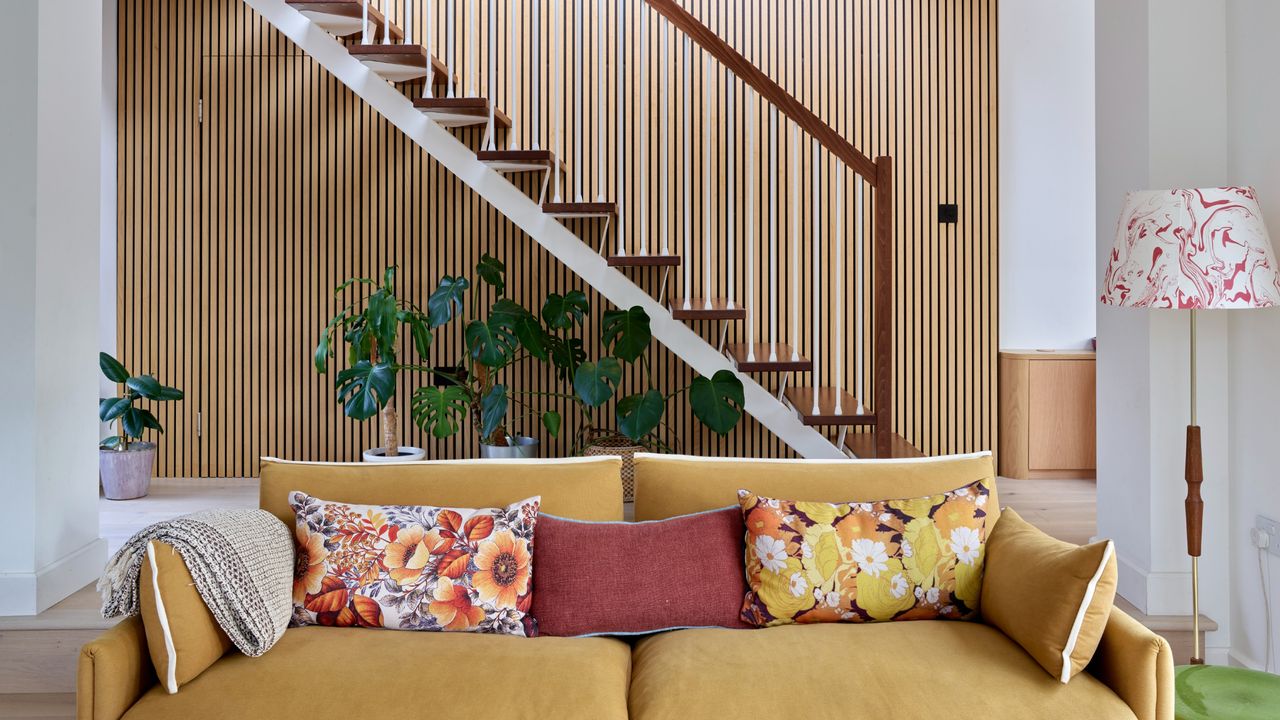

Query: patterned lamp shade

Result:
[1101,187,1280,308]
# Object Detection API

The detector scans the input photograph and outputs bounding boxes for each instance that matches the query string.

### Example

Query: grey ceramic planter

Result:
[100,442,156,500]
[479,436,539,459]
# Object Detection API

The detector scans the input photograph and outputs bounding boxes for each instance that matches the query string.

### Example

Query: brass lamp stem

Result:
[1187,308,1203,664]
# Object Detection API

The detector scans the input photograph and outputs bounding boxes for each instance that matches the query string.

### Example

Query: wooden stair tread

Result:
[843,431,923,459]
[288,1,404,41]
[724,343,812,372]
[669,297,746,320]
[544,201,616,218]
[784,387,876,426]
[349,44,451,84]
[477,148,559,173]
[413,97,512,128]
[606,254,682,267]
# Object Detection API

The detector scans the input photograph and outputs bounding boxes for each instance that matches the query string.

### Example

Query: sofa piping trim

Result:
[1059,539,1115,683]
[147,541,180,694]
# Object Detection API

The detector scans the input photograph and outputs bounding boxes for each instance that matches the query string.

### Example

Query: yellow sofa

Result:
[78,453,1173,720]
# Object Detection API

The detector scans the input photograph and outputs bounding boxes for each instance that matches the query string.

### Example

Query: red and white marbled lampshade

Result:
[1101,187,1280,309]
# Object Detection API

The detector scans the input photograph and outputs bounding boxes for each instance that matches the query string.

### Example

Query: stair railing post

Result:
[768,105,777,361]
[614,0,625,255]
[702,49,712,311]
[485,0,495,149]
[551,0,561,201]
[382,0,392,43]
[422,0,434,98]
[872,157,893,456]
[855,177,864,414]
[681,34,691,310]
[833,165,844,415]
[362,0,369,44]
[595,0,605,203]
[469,0,478,95]
[659,16,669,257]
[811,139,821,415]
[505,0,515,147]
[532,0,540,150]
[746,86,756,362]
[404,0,411,44]
[446,0,455,97]
[788,122,800,362]
[726,68,735,310]
[636,4,647,255]
[573,0,583,202]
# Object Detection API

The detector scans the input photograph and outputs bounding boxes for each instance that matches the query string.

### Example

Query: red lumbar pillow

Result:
[531,508,753,637]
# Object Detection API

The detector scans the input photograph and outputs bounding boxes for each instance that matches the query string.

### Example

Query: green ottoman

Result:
[1175,665,1280,719]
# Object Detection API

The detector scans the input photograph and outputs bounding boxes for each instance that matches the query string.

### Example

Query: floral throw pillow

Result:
[289,492,540,637]
[739,480,990,627]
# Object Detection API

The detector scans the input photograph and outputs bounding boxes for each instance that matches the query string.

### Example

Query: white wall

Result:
[999,0,1097,350]
[1225,0,1280,671]
[0,0,107,615]
[1095,0,1234,661]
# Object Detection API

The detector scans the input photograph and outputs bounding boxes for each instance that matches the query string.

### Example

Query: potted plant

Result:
[98,353,184,500]
[315,267,432,462]
[411,254,556,457]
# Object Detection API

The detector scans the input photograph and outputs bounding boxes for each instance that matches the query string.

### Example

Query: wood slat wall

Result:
[116,0,998,476]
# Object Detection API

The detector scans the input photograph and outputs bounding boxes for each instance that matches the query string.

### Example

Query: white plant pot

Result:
[100,442,156,500]
[362,446,426,463]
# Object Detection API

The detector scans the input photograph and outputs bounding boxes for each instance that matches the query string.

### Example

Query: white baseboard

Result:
[0,537,107,615]
[1228,648,1264,670]
[1115,552,1194,615]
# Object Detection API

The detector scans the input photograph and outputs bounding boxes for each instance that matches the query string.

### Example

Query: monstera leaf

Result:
[601,307,651,363]
[541,411,562,437]
[427,276,470,329]
[541,291,590,329]
[573,357,623,407]
[492,299,548,360]
[475,254,506,295]
[617,389,665,442]
[688,370,745,435]
[410,385,470,439]
[546,336,587,382]
[465,317,519,368]
[479,384,509,442]
[335,360,395,421]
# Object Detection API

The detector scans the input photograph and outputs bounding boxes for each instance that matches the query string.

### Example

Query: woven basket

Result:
[582,434,647,502]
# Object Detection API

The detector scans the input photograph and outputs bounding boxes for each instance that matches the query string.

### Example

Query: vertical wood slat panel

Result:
[117,0,997,476]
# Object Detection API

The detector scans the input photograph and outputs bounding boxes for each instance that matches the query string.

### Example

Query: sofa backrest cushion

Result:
[259,457,623,525]
[632,452,999,526]
[531,508,752,637]
[139,541,234,694]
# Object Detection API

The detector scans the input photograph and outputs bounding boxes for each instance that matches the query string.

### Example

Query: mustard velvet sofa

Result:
[78,452,1174,720]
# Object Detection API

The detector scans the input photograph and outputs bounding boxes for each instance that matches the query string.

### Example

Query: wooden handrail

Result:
[644,0,880,181]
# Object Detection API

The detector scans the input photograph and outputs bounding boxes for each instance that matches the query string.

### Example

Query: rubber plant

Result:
[98,353,184,450]
[411,254,555,446]
[314,266,432,458]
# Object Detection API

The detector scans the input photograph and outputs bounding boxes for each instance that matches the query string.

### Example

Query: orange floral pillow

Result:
[739,480,990,627]
[289,492,540,636]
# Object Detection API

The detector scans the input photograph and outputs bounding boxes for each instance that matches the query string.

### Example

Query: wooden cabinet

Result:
[999,350,1096,479]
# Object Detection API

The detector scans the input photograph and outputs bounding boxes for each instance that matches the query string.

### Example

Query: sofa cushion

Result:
[738,480,991,626]
[629,622,1137,720]
[632,452,1001,527]
[121,626,631,720]
[531,509,752,636]
[259,456,624,525]
[139,541,233,693]
[288,492,540,636]
[982,508,1118,682]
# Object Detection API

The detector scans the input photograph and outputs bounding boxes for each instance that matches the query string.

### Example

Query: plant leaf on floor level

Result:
[573,357,622,407]
[689,370,746,435]
[617,389,665,442]
[410,385,470,439]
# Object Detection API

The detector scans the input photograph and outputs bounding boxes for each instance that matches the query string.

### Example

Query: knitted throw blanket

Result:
[99,509,294,657]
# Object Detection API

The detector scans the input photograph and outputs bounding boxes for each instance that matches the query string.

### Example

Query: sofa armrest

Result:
[1088,607,1175,720]
[77,616,157,720]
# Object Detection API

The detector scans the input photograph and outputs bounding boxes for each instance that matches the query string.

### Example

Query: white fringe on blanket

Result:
[99,509,294,657]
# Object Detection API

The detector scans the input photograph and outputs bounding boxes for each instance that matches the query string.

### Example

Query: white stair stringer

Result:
[244,0,845,459]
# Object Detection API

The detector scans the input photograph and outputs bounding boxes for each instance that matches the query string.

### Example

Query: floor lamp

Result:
[1101,187,1280,719]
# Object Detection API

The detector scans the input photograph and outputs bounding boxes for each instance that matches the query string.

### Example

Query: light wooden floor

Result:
[0,475,1096,718]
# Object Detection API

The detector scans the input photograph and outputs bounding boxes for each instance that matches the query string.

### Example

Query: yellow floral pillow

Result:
[739,480,991,627]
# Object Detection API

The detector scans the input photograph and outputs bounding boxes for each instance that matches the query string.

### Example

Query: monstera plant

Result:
[315,267,432,462]
[411,254,746,454]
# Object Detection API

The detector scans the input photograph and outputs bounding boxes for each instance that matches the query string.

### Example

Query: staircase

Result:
[246,0,916,459]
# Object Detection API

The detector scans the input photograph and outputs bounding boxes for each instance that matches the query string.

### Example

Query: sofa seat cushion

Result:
[121,626,631,720]
[629,622,1137,720]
